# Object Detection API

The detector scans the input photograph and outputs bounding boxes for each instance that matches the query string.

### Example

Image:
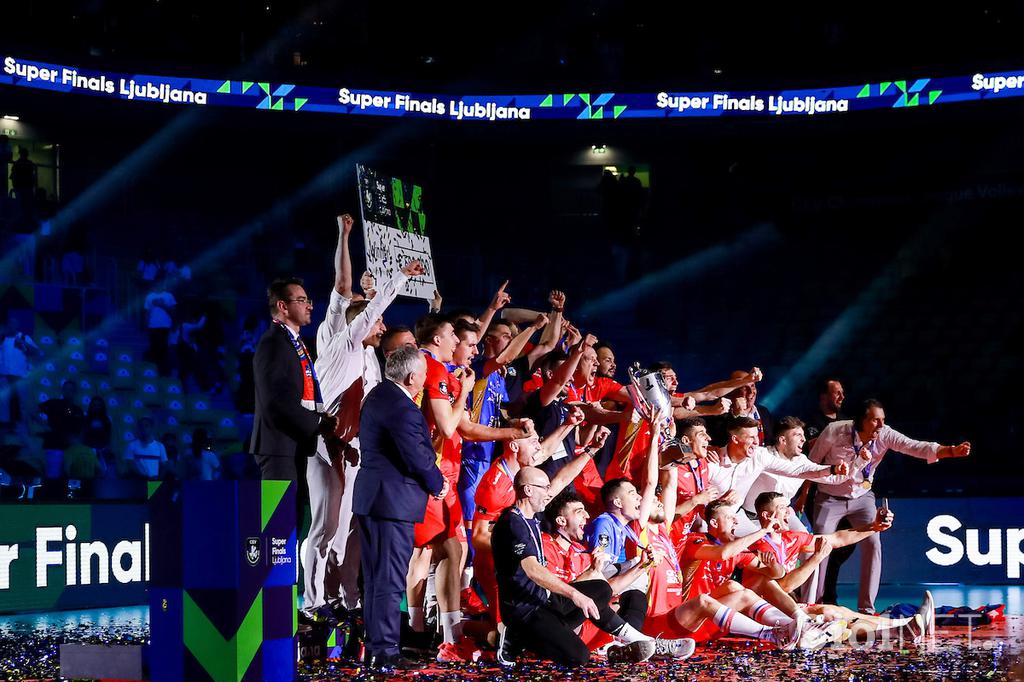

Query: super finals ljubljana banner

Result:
[5,55,1024,122]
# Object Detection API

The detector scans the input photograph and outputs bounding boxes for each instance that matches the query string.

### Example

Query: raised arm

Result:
[549,426,609,497]
[690,527,770,562]
[539,405,584,461]
[333,214,355,297]
[687,367,762,403]
[539,333,592,406]
[481,313,549,376]
[636,412,664,529]
[476,280,511,332]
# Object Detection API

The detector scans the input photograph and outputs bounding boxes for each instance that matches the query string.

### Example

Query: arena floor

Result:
[0,586,1020,680]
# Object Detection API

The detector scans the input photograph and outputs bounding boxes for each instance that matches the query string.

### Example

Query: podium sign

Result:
[149,480,297,682]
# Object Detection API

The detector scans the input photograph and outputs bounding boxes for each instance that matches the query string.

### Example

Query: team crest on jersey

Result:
[598,534,610,548]
[439,381,449,396]
[506,366,517,377]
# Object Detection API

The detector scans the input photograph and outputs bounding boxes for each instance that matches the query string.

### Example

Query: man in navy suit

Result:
[355,345,447,670]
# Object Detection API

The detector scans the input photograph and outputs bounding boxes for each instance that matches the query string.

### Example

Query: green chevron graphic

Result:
[857,84,871,98]
[294,98,308,111]
[613,106,626,118]
[540,94,553,107]
[262,481,289,532]
[184,590,263,682]
[217,81,231,94]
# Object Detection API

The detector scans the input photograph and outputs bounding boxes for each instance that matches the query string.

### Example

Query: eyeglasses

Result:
[284,297,313,306]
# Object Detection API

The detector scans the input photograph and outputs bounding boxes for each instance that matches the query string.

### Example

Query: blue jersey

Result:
[585,512,628,563]
[462,356,510,463]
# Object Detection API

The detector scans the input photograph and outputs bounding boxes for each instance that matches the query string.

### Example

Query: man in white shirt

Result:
[302,212,425,624]
[143,288,176,375]
[707,417,850,536]
[123,416,168,478]
[742,416,861,534]
[0,320,40,429]
[808,399,970,613]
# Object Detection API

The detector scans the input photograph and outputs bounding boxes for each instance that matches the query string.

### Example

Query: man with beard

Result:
[809,399,970,613]
[472,423,608,636]
[491,467,685,667]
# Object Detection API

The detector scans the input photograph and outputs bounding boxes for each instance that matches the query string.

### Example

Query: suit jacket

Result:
[249,324,321,460]
[354,379,444,522]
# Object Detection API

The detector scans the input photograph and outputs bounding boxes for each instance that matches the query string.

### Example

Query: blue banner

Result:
[834,497,1024,585]
[4,54,1024,122]
[0,502,149,614]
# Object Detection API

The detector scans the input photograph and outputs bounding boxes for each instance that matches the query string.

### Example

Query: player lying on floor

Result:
[748,491,933,642]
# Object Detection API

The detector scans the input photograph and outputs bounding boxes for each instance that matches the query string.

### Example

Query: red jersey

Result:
[578,376,624,404]
[474,458,516,523]
[750,530,814,574]
[542,533,593,583]
[646,522,685,618]
[678,533,755,600]
[671,458,712,540]
[418,351,463,481]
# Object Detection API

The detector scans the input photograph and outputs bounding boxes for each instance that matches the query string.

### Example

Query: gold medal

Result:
[861,479,872,490]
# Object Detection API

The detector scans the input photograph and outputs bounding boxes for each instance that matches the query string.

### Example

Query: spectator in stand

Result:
[180,428,220,480]
[144,286,176,376]
[10,147,37,221]
[124,416,169,479]
[236,315,260,414]
[63,424,100,480]
[1,319,41,432]
[176,306,206,390]
[38,380,84,452]
[83,396,112,453]
[137,249,161,284]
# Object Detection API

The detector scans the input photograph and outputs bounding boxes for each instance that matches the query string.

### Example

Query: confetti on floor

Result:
[1,616,1021,680]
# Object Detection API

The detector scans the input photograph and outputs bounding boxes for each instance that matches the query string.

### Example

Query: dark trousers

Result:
[514,579,625,667]
[147,328,171,376]
[617,588,648,629]
[358,514,414,657]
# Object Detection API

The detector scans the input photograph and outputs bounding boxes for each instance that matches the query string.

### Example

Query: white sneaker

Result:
[797,621,833,650]
[496,623,517,667]
[898,613,925,644]
[767,619,800,650]
[653,637,696,659]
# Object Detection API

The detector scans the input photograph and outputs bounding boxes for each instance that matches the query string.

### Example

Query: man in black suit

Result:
[250,277,338,481]
[355,345,447,670]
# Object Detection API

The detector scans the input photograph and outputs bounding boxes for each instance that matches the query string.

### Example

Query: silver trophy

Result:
[626,363,696,466]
